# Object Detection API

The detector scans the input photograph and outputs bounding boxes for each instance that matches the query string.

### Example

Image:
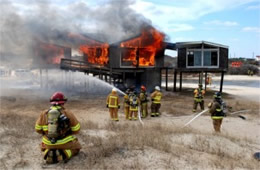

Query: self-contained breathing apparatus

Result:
[47,109,71,144]
[140,92,148,104]
[130,94,138,108]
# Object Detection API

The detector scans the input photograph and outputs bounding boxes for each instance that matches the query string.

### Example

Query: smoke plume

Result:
[0,0,153,68]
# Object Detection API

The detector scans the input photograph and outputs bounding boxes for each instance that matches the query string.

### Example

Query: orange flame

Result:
[68,33,109,65]
[120,28,165,67]
[79,42,109,65]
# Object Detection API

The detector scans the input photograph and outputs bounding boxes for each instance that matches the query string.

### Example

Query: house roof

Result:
[175,41,229,49]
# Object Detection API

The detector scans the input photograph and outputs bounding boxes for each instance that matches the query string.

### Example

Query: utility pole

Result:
[253,52,254,59]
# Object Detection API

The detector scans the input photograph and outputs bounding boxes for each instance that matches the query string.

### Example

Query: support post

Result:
[165,68,168,91]
[220,71,224,93]
[109,68,112,84]
[205,72,207,91]
[105,74,108,82]
[84,72,87,93]
[179,71,182,91]
[123,72,125,85]
[173,70,177,92]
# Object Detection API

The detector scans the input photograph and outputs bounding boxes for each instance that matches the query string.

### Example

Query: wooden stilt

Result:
[105,74,108,82]
[180,71,182,91]
[220,71,224,93]
[166,68,168,91]
[205,72,207,91]
[109,68,112,84]
[173,70,177,92]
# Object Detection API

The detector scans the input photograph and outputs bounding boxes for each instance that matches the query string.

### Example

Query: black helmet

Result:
[213,92,221,99]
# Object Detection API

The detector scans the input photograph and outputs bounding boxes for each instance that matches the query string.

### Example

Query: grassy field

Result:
[0,89,259,169]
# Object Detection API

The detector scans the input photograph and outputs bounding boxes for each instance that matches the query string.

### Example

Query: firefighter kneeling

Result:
[208,92,226,132]
[35,92,81,164]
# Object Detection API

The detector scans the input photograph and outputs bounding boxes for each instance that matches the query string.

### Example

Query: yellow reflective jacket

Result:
[194,88,205,101]
[208,101,224,119]
[124,94,130,107]
[151,91,162,104]
[107,92,120,108]
[139,91,148,104]
[35,106,81,149]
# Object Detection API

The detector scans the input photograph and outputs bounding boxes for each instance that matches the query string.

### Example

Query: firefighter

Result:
[129,90,140,120]
[139,85,148,118]
[208,92,226,132]
[106,88,120,121]
[151,86,162,117]
[123,89,130,120]
[193,84,205,112]
[35,92,81,164]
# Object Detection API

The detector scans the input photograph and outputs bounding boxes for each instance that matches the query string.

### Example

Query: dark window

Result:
[211,51,218,66]
[187,51,194,66]
[203,51,218,66]
[194,51,202,66]
[187,51,202,66]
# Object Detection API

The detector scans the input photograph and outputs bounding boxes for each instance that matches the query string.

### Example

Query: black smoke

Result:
[0,0,154,68]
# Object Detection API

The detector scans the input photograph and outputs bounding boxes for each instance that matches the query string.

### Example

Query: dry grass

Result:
[0,89,259,169]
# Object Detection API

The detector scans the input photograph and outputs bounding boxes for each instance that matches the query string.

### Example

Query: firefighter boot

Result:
[46,150,54,164]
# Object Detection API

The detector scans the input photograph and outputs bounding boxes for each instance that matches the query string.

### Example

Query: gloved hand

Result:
[151,99,154,101]
[118,105,120,109]
[106,104,108,108]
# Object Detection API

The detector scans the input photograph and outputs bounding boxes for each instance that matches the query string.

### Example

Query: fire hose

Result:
[183,109,209,127]
[229,109,250,115]
[138,106,144,126]
[183,108,249,128]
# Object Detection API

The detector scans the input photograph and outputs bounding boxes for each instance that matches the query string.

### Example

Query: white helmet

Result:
[155,86,160,91]
[112,88,117,92]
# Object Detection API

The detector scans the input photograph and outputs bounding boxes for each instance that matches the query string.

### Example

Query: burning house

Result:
[34,42,71,68]
[60,27,166,91]
[58,28,229,92]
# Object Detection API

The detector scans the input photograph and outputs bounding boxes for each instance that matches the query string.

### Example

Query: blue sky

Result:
[130,0,260,58]
[8,0,260,58]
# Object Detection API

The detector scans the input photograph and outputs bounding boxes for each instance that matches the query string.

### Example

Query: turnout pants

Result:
[124,106,129,119]
[193,100,204,111]
[212,118,223,132]
[109,108,118,120]
[141,102,148,118]
[151,103,161,116]
[129,110,138,120]
[41,137,81,163]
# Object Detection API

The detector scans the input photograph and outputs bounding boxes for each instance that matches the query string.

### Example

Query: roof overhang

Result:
[175,41,229,49]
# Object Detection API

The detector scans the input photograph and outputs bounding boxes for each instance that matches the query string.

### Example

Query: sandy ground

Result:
[0,83,259,169]
[162,75,260,102]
